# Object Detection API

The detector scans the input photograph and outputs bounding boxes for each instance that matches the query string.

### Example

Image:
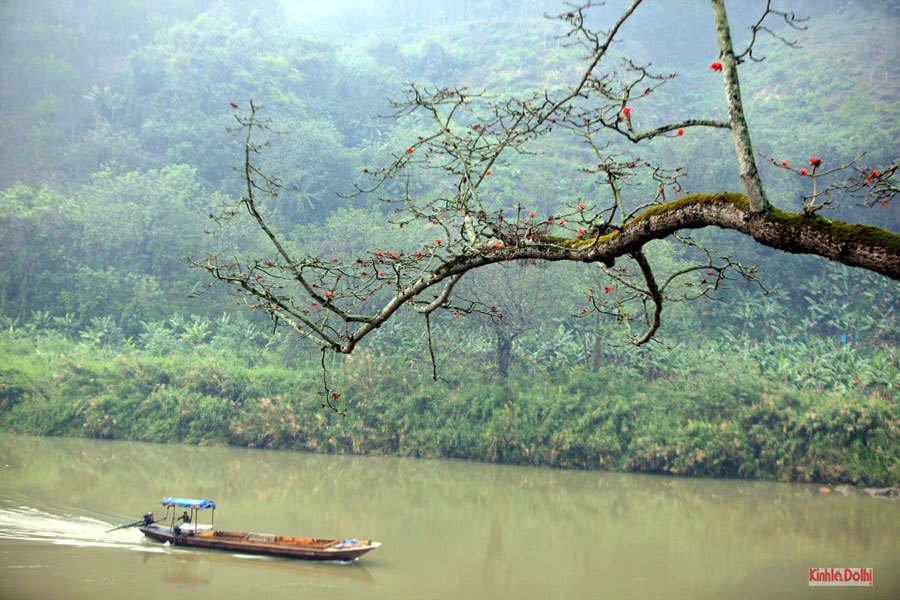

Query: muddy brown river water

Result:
[0,433,896,598]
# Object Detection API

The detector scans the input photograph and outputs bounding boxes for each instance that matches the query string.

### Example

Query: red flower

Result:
[435,239,442,244]
[613,229,620,234]
[781,160,788,167]
[416,252,423,258]
[578,203,585,209]
[486,170,492,175]
[454,312,459,317]
[577,228,584,234]
[378,271,384,277]
[559,219,565,226]
[582,308,587,313]
[658,188,664,195]
[882,201,888,207]
[250,305,257,310]
[529,211,536,218]
[709,61,722,72]
[677,129,684,136]
[604,286,612,293]
[324,291,332,297]
[312,303,317,307]
[361,297,366,301]
[799,168,808,176]
[674,188,680,194]
[867,177,873,184]
[493,242,501,248]
[362,167,369,173]
[622,107,631,116]
[390,252,399,259]
[375,252,384,257]
[872,169,880,177]
[809,157,822,167]
[406,148,413,153]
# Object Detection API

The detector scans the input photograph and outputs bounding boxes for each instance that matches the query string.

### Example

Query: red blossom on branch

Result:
[799,168,808,175]
[622,107,631,116]
[677,129,684,136]
[604,286,612,293]
[709,61,723,72]
[809,157,822,167]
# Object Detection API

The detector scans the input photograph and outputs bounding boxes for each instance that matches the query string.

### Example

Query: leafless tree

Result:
[193,1,899,410]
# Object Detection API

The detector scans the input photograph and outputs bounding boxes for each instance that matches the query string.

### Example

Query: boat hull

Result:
[139,525,380,561]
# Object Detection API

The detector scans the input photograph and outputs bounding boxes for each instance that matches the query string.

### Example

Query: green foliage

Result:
[0,0,898,488]
[1,330,897,486]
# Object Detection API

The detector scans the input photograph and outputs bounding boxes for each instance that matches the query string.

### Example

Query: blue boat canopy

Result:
[162,497,216,510]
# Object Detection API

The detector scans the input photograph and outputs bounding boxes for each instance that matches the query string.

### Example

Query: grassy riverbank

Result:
[1,331,897,487]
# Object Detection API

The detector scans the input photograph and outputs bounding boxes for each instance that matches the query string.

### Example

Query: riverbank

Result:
[1,332,897,486]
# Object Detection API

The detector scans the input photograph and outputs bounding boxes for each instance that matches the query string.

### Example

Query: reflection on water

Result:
[0,433,898,599]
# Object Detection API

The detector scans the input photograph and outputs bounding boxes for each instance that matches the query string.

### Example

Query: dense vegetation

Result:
[2,307,897,485]
[0,0,897,484]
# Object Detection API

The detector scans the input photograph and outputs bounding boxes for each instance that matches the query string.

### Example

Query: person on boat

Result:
[173,510,191,534]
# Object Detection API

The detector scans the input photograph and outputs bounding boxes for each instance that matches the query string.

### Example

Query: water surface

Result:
[0,434,896,598]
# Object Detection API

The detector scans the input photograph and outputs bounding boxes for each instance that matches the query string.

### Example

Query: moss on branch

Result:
[427,193,900,281]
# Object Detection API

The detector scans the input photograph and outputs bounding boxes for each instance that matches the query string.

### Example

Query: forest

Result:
[1,0,898,486]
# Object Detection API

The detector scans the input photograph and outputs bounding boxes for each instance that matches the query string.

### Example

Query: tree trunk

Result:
[710,0,769,214]
[495,329,512,378]
[592,313,604,372]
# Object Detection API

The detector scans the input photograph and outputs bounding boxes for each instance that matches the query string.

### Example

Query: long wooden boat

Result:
[137,497,380,562]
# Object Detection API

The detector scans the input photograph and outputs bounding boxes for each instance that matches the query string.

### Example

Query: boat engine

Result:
[142,512,154,526]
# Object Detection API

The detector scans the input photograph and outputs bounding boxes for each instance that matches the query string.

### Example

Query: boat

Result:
[137,497,381,562]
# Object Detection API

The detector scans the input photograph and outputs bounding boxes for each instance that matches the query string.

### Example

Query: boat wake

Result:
[0,505,162,552]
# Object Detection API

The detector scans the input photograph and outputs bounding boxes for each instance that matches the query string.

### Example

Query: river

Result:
[0,434,896,599]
